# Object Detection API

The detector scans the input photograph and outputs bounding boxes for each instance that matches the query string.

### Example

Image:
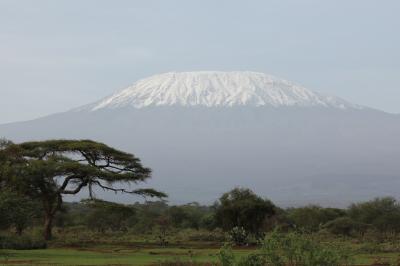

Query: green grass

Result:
[1,247,400,266]
[1,247,218,266]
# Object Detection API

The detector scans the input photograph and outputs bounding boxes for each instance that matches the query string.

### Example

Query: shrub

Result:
[348,197,400,235]
[0,190,41,235]
[261,230,353,266]
[227,227,249,246]
[323,217,360,236]
[237,254,265,266]
[215,188,276,235]
[0,235,47,250]
[217,244,236,266]
[288,206,346,233]
[84,199,136,232]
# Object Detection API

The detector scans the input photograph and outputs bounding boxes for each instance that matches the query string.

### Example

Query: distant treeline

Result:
[2,187,400,241]
[1,138,400,248]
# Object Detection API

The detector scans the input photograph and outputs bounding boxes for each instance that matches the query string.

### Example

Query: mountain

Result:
[80,71,358,110]
[1,71,399,207]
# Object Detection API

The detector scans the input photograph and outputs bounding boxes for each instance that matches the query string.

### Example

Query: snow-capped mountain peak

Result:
[86,71,358,110]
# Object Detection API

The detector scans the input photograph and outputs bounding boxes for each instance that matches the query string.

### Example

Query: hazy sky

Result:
[1,0,399,124]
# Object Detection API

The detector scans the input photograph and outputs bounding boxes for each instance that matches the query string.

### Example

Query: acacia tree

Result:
[1,139,166,240]
[0,139,21,189]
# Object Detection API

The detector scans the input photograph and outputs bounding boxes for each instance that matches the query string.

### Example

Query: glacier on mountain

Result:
[84,71,359,111]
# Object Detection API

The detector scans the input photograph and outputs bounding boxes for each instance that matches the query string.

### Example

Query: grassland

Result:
[1,245,399,266]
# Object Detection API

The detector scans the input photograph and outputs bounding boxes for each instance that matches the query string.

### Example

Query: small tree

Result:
[288,206,346,233]
[155,215,171,246]
[1,139,166,240]
[348,197,400,236]
[167,203,205,229]
[323,217,367,236]
[215,188,276,236]
[84,199,136,232]
[0,189,40,235]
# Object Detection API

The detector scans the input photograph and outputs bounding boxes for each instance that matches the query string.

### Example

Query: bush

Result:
[288,206,346,233]
[261,230,353,266]
[323,217,361,236]
[237,254,265,266]
[348,197,400,235]
[84,199,136,232]
[217,244,236,266]
[215,188,276,235]
[216,233,353,266]
[0,235,47,250]
[0,190,41,235]
[358,241,384,254]
[227,227,249,246]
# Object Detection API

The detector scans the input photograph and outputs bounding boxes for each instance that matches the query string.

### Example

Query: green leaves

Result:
[1,139,165,239]
[0,189,41,234]
[261,230,353,266]
[215,188,276,234]
[348,197,400,234]
[287,206,346,233]
[4,139,164,199]
[133,188,168,198]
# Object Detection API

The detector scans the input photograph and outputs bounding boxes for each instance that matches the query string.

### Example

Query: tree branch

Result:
[92,181,166,198]
[60,181,88,195]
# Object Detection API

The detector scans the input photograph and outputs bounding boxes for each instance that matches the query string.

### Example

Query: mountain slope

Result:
[1,72,399,206]
[81,71,359,110]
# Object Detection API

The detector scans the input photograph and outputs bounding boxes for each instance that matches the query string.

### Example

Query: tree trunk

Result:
[16,226,23,236]
[43,213,53,240]
[42,193,62,241]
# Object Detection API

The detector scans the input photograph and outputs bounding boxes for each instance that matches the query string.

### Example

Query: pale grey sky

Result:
[1,0,399,124]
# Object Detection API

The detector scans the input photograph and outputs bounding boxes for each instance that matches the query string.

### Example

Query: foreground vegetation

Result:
[2,194,400,266]
[1,139,400,265]
[1,240,400,265]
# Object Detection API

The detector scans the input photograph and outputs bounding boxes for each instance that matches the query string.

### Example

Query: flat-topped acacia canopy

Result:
[2,139,166,240]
